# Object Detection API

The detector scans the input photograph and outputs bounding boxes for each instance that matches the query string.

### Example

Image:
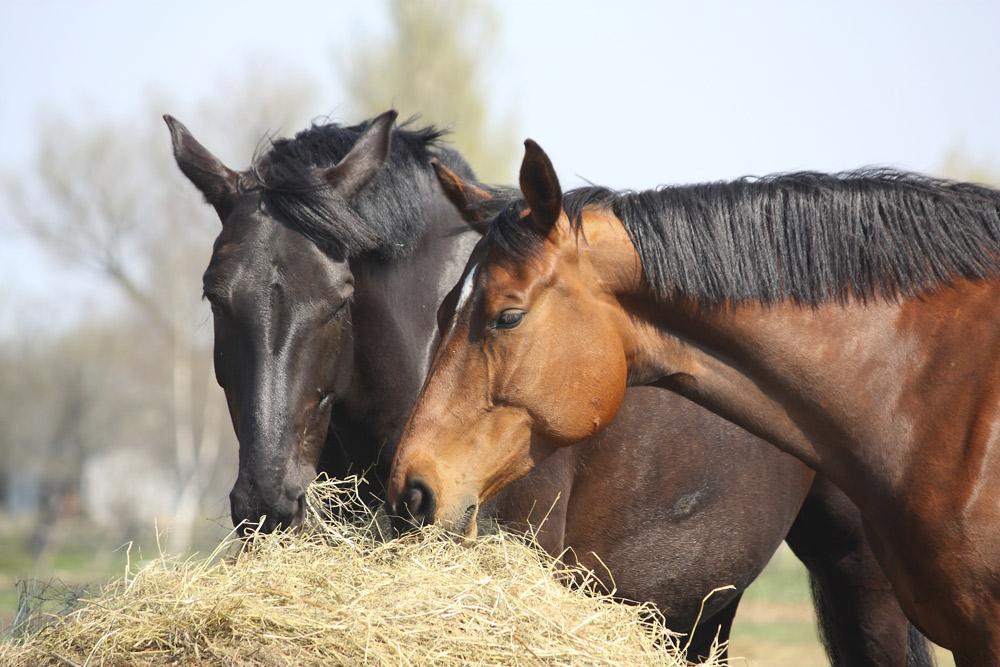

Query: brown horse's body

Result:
[388,143,1000,665]
[644,280,1000,655]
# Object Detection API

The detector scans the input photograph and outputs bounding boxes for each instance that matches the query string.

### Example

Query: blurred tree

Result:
[940,145,998,186]
[339,0,519,183]
[0,318,150,560]
[1,66,320,553]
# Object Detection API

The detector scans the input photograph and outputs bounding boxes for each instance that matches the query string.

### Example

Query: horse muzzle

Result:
[387,476,479,540]
[229,476,306,537]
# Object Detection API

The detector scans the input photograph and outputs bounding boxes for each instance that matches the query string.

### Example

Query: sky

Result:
[2,0,999,334]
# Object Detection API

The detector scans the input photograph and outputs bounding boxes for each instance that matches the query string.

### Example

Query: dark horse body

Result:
[388,139,1000,665]
[167,114,929,664]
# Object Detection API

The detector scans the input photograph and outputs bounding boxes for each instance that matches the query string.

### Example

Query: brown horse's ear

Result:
[164,114,239,217]
[519,139,563,237]
[431,158,493,234]
[323,109,398,201]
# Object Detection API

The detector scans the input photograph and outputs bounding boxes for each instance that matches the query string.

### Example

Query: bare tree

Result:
[2,68,321,553]
[0,317,149,560]
[338,0,519,183]
[940,145,998,186]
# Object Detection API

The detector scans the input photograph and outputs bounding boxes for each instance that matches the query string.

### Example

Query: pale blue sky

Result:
[2,0,999,332]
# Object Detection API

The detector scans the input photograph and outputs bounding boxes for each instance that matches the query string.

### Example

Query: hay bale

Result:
[0,478,725,666]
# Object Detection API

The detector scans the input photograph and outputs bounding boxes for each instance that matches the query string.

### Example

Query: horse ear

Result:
[164,115,238,216]
[431,158,493,234]
[323,109,398,201]
[519,139,563,236]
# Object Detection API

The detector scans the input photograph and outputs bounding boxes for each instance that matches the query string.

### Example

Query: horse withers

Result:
[388,140,1000,665]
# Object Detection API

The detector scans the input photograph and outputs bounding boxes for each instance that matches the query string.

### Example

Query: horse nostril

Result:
[401,478,436,528]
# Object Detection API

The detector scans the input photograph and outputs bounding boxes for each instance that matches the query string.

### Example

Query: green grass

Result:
[729,544,955,667]
[0,522,133,630]
[737,546,812,604]
[0,587,18,628]
[727,545,824,666]
[0,517,227,633]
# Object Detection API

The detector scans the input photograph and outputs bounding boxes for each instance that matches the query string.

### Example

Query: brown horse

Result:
[387,140,1000,665]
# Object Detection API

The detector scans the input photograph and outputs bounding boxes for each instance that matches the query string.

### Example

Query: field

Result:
[727,545,830,666]
[728,544,955,667]
[0,516,227,631]
[1,511,955,665]
[0,518,147,630]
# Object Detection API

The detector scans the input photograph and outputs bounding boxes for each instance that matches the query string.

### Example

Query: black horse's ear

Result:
[164,115,239,217]
[431,158,493,234]
[519,139,563,237]
[323,109,398,201]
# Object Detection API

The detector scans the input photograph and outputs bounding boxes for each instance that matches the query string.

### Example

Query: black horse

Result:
[166,112,931,665]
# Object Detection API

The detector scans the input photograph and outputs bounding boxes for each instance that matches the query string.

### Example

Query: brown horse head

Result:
[388,141,639,536]
[392,138,1000,659]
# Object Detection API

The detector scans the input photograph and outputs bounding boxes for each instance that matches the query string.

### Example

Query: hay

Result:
[1,478,726,666]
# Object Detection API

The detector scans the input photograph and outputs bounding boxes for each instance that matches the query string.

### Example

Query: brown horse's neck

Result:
[644,281,1000,655]
[581,211,1000,510]
[645,285,1000,509]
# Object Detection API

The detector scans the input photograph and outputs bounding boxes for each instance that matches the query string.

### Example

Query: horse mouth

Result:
[453,503,479,539]
[234,494,307,540]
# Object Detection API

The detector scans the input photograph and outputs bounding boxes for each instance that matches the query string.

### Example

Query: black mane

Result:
[250,117,475,260]
[486,169,1000,304]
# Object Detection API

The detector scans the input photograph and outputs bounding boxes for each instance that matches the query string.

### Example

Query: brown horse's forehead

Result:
[479,248,558,299]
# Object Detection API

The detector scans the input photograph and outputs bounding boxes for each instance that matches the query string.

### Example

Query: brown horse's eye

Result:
[492,310,525,330]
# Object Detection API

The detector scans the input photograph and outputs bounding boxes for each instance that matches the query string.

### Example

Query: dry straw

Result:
[1,477,726,666]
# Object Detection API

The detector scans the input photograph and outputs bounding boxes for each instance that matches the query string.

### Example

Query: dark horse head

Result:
[166,111,478,535]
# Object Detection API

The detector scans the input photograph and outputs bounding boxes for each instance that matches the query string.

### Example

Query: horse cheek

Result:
[551,343,628,444]
[590,349,628,435]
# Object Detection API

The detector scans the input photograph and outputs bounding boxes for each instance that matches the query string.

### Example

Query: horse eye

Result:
[330,294,353,322]
[203,293,223,316]
[492,310,525,330]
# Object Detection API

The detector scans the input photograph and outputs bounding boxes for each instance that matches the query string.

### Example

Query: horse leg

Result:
[784,474,933,667]
[684,592,741,664]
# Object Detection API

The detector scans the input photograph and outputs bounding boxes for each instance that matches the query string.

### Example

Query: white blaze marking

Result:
[455,262,479,313]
